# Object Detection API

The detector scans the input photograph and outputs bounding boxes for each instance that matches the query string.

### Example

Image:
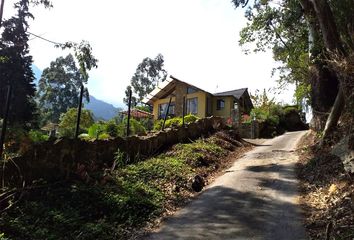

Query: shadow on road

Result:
[146,185,306,240]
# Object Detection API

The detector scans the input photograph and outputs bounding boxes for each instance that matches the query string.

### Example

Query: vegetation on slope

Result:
[297,131,354,240]
[0,131,249,240]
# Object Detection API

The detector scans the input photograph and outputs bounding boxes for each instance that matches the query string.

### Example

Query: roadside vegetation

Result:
[297,131,354,239]
[242,89,308,138]
[0,131,250,240]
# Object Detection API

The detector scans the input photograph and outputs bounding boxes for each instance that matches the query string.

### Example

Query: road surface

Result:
[146,131,308,240]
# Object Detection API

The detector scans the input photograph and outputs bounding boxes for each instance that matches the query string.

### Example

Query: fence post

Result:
[126,89,132,137]
[162,97,172,131]
[75,84,84,139]
[182,96,186,127]
[0,84,12,158]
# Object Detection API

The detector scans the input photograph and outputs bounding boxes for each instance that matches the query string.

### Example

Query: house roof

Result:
[143,75,211,105]
[121,109,153,119]
[143,75,248,104]
[213,88,248,99]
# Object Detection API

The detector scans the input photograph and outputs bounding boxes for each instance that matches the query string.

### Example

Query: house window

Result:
[159,102,175,119]
[186,97,198,115]
[187,87,197,94]
[216,99,225,110]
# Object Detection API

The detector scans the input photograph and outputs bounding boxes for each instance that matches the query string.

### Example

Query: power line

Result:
[28,31,64,46]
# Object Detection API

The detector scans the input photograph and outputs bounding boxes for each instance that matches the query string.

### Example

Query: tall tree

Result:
[231,0,353,133]
[124,54,167,106]
[37,54,89,124]
[0,0,37,126]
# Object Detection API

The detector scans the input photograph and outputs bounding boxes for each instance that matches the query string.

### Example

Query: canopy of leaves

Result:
[0,0,37,125]
[124,54,167,106]
[37,54,89,124]
[58,108,94,138]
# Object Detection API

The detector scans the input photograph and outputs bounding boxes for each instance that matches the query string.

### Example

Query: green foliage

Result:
[124,54,167,106]
[184,114,199,124]
[105,121,119,137]
[153,114,199,130]
[127,118,146,136]
[37,54,89,124]
[58,108,94,138]
[0,133,229,239]
[153,119,164,131]
[98,133,110,140]
[0,0,38,126]
[88,123,106,139]
[28,130,49,143]
[135,105,151,113]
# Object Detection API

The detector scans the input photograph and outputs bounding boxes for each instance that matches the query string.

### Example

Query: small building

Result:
[120,108,153,120]
[143,76,253,121]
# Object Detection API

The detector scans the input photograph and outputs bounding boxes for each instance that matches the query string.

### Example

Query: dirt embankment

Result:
[297,131,354,240]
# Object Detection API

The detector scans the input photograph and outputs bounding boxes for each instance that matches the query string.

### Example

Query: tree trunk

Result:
[301,0,348,141]
[299,0,339,131]
[320,87,345,146]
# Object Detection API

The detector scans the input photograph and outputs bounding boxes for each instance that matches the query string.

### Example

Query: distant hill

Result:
[32,65,42,85]
[31,65,123,121]
[85,96,122,121]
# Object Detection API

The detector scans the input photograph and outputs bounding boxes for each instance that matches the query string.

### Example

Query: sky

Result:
[3,0,295,108]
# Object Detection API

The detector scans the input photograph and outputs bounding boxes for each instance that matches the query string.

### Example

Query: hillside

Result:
[84,96,121,121]
[31,65,122,121]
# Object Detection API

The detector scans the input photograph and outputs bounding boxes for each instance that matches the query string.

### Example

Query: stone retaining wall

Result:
[2,117,226,185]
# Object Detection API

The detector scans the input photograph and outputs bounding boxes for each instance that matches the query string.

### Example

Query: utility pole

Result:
[162,97,172,130]
[0,84,12,158]
[75,84,84,139]
[126,89,132,137]
[0,0,5,28]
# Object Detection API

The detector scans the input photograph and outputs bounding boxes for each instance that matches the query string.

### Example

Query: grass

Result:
[0,133,236,240]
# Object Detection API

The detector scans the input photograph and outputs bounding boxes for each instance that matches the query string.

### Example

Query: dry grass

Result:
[297,131,354,240]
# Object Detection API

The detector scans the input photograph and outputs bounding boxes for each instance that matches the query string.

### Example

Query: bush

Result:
[153,114,199,131]
[153,120,164,131]
[58,108,94,138]
[28,130,49,143]
[184,114,199,124]
[105,121,119,137]
[98,133,110,140]
[88,123,106,139]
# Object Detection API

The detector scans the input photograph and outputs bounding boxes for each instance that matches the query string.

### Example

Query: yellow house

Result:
[143,76,253,121]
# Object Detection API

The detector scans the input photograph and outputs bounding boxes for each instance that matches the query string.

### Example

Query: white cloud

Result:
[3,0,295,107]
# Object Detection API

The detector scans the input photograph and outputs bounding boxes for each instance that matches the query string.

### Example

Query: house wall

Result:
[152,81,210,119]
[212,96,235,118]
[186,91,207,118]
[153,97,176,119]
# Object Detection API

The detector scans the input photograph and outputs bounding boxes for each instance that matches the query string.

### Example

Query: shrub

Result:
[88,123,106,139]
[129,118,146,135]
[28,130,49,143]
[165,117,182,128]
[98,133,110,140]
[105,121,119,137]
[153,120,164,131]
[184,114,199,124]
[153,114,199,131]
[58,108,94,138]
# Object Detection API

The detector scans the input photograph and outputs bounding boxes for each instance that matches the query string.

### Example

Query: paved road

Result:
[146,131,308,240]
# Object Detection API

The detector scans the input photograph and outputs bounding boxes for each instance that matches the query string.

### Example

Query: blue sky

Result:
[3,0,295,107]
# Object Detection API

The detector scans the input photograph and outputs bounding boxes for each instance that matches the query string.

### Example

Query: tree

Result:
[0,0,37,126]
[123,54,167,106]
[37,54,89,124]
[231,0,353,134]
[58,108,94,138]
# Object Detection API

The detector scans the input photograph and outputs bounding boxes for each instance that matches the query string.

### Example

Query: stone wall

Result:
[2,117,226,185]
[239,121,260,139]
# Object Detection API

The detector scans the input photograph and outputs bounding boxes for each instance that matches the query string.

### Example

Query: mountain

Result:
[32,64,42,85]
[85,96,122,121]
[31,65,123,121]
